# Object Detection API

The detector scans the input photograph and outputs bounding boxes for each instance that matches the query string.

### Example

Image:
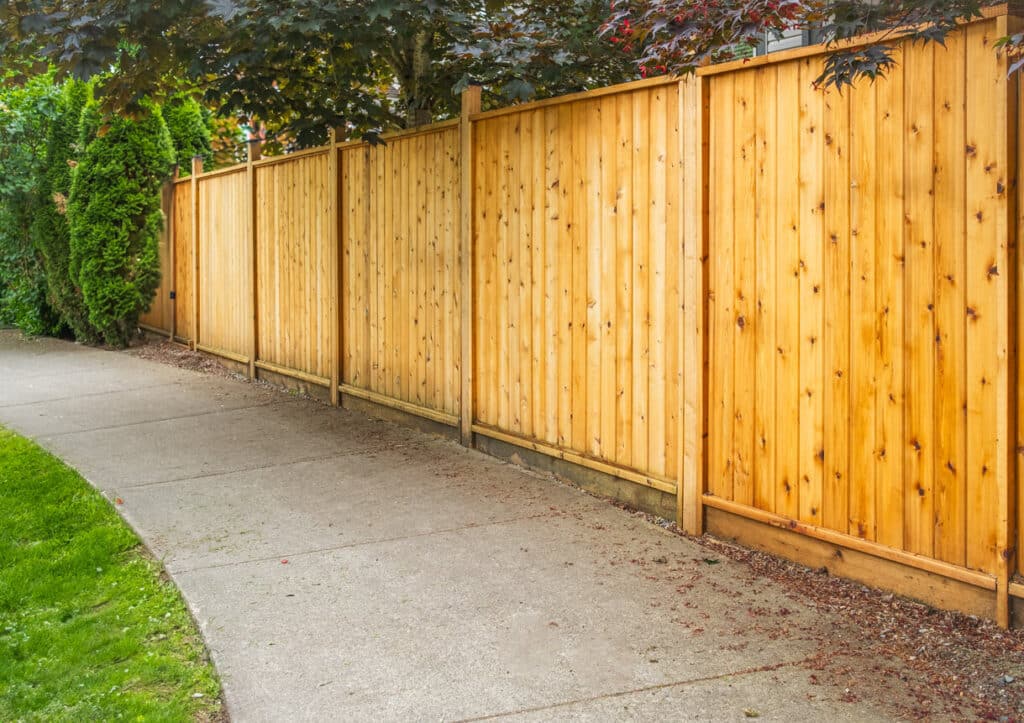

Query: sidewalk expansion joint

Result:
[454,658,813,722]
[0,381,184,410]
[170,512,555,575]
[114,444,415,490]
[40,400,280,439]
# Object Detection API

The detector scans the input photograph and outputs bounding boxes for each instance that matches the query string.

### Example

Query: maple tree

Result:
[0,1,632,147]
[603,1,1017,88]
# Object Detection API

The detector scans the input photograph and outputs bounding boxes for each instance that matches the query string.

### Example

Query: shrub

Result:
[0,73,63,336]
[31,80,97,341]
[162,95,213,176]
[67,102,175,347]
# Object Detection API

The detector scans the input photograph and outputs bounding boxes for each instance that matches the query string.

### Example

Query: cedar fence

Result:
[139,6,1024,626]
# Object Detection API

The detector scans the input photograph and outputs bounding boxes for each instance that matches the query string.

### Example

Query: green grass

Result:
[0,427,222,721]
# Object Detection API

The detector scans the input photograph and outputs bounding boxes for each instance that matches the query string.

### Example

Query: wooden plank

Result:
[874,53,907,551]
[190,157,203,350]
[330,137,341,405]
[849,77,878,541]
[472,423,678,496]
[774,62,801,521]
[631,92,651,476]
[425,133,437,411]
[823,84,851,534]
[731,70,756,508]
[960,15,1012,608]
[708,75,734,501]
[600,98,618,464]
[933,28,968,566]
[571,103,589,456]
[497,117,512,433]
[508,116,524,434]
[995,15,1018,627]
[255,359,330,388]
[664,83,682,480]
[341,383,459,428]
[248,141,260,380]
[543,107,561,445]
[531,111,547,440]
[415,132,427,407]
[703,496,998,591]
[556,104,574,449]
[797,58,825,526]
[518,111,535,440]
[648,87,669,478]
[681,75,707,534]
[469,76,681,122]
[904,42,936,556]
[615,93,634,469]
[753,65,778,513]
[585,101,603,458]
[474,120,495,426]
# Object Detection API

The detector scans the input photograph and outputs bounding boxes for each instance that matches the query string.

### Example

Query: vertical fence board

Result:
[797,58,825,526]
[823,86,851,535]
[904,44,937,557]
[934,30,969,567]
[849,79,878,541]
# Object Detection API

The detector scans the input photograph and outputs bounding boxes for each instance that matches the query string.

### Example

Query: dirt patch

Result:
[127,338,241,379]
[694,533,1024,720]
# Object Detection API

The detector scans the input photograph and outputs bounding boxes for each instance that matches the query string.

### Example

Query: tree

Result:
[67,102,175,347]
[162,95,213,175]
[32,79,98,342]
[603,1,1006,89]
[0,1,635,148]
[0,71,62,336]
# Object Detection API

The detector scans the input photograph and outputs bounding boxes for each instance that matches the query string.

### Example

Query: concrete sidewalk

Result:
[0,330,890,722]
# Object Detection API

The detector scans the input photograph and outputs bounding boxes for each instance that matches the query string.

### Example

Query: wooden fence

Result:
[142,6,1024,626]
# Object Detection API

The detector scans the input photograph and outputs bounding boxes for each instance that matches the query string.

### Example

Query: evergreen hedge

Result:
[31,80,97,342]
[67,102,175,347]
[0,73,62,336]
[163,96,213,176]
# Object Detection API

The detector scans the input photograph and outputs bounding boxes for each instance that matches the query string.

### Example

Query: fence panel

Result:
[139,182,175,333]
[255,151,333,382]
[340,125,462,421]
[197,168,251,359]
[472,80,687,492]
[704,18,1012,577]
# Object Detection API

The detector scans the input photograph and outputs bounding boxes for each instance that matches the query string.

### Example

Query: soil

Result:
[127,338,241,379]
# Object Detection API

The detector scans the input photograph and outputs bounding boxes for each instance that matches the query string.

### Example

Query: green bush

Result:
[163,95,213,176]
[31,80,97,342]
[68,102,175,347]
[0,73,63,336]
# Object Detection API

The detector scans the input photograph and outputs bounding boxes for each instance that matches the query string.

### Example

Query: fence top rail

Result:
[468,75,681,123]
[195,164,247,181]
[698,2,1010,77]
[335,118,461,151]
[252,145,330,169]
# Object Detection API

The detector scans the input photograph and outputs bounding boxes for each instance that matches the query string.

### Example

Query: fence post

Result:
[679,76,708,536]
[190,156,203,351]
[330,128,342,407]
[997,11,1022,630]
[247,139,261,380]
[459,85,482,447]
